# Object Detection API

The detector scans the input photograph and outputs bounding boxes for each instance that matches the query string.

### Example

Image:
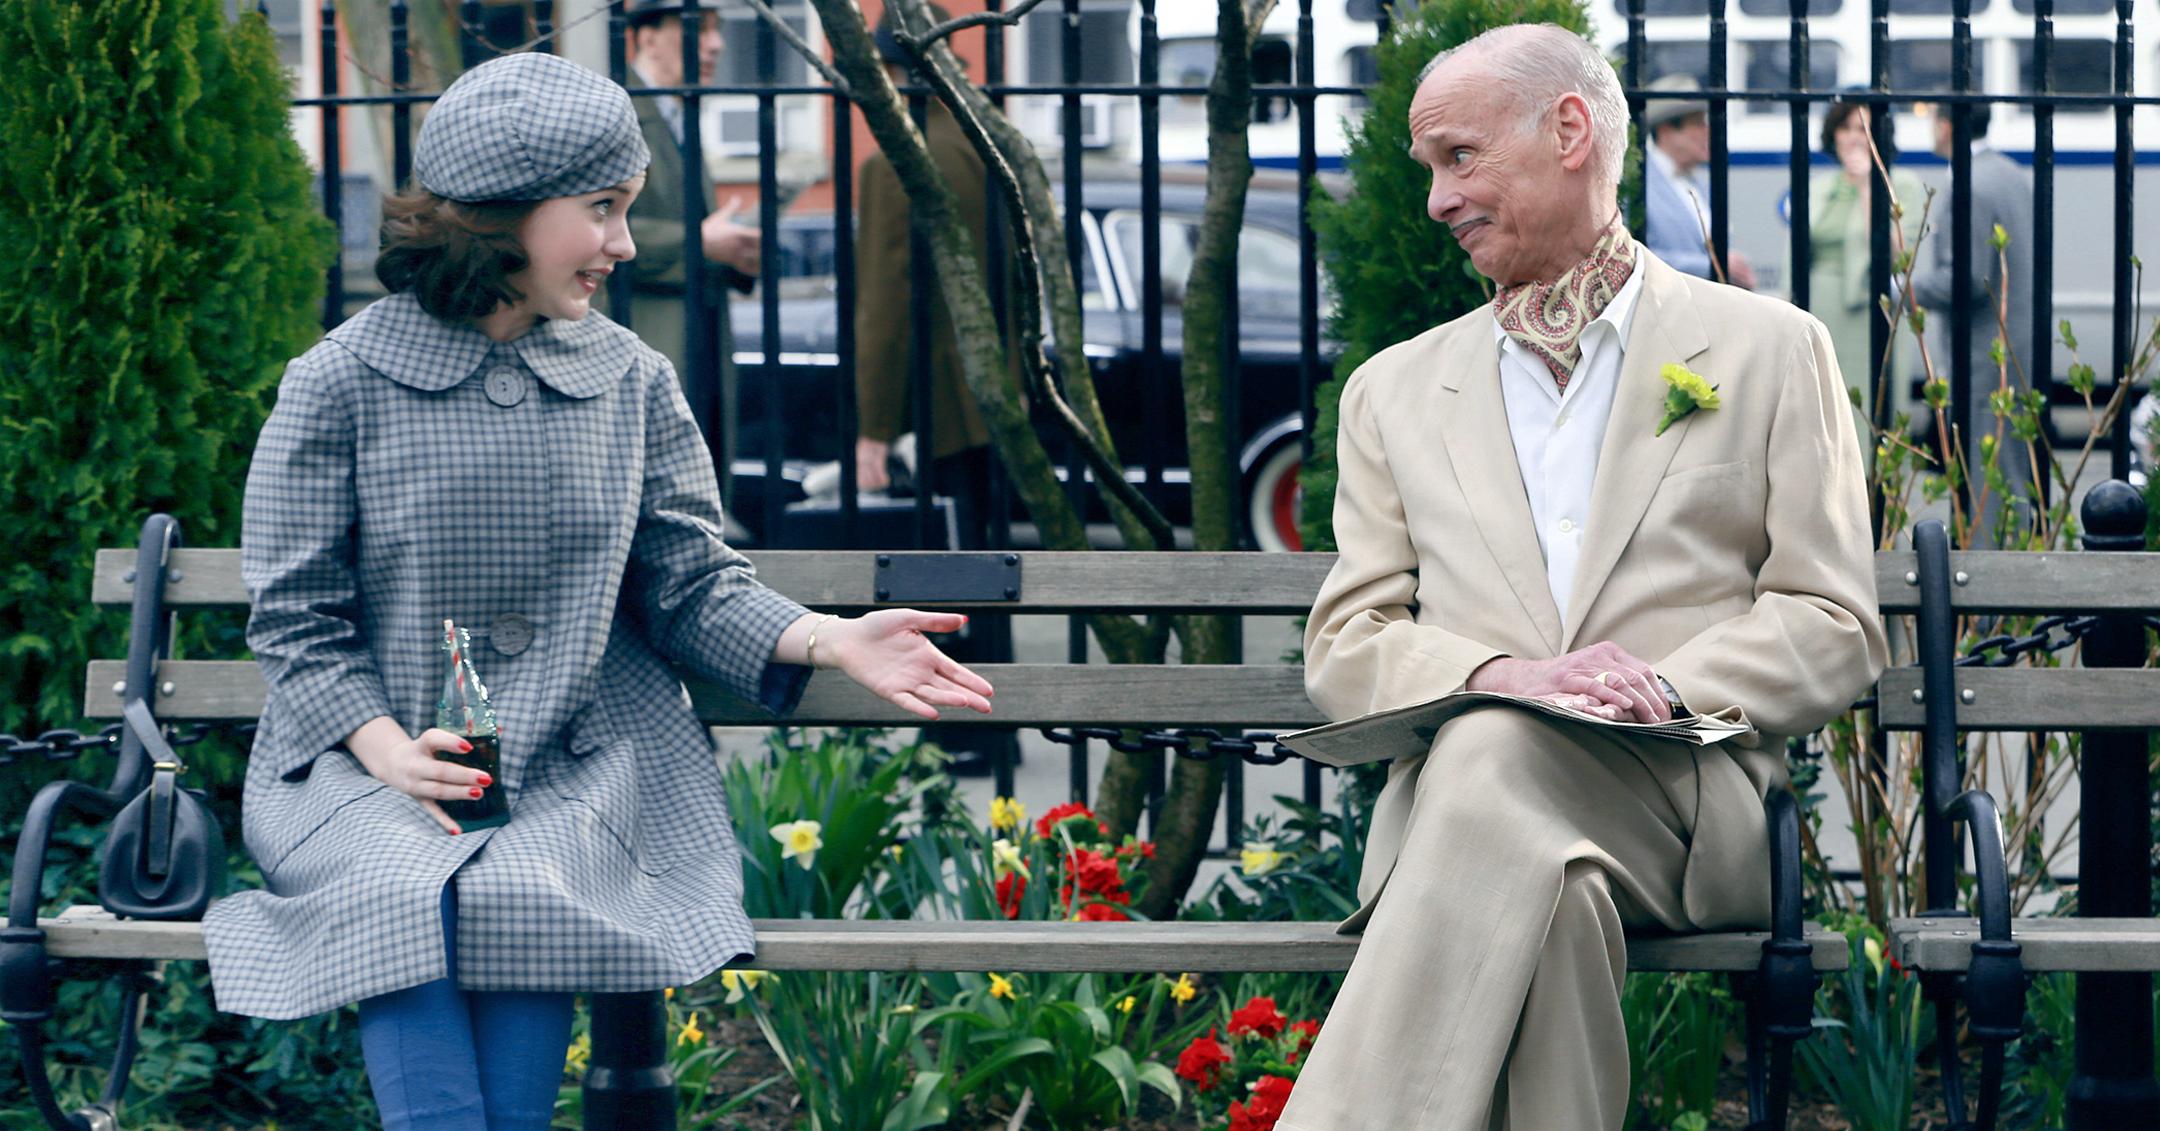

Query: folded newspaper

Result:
[1278,691,1751,768]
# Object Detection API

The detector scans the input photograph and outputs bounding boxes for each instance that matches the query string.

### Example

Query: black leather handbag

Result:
[98,701,224,921]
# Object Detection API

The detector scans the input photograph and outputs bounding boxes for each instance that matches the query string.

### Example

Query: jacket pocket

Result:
[1634,460,1761,608]
[251,750,390,876]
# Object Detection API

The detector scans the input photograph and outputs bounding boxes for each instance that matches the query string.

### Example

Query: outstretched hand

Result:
[816,609,995,720]
[1464,640,1672,724]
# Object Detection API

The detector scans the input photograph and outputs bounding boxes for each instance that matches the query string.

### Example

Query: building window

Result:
[1023,1,1134,85]
[1888,39,1966,94]
[1742,40,1841,114]
[1736,0,1845,15]
[2015,37,2117,96]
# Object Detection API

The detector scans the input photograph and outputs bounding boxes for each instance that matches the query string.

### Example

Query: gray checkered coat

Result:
[202,292,812,1020]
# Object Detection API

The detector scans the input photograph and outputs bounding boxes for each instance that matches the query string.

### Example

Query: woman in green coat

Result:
[1794,98,1927,440]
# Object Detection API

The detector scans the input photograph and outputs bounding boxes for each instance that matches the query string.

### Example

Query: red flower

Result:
[1227,996,1287,1040]
[1069,848,1125,894]
[1074,901,1130,921]
[995,871,1026,919]
[1285,1019,1321,1063]
[1174,1029,1232,1093]
[1227,1075,1295,1131]
[1035,801,1109,841]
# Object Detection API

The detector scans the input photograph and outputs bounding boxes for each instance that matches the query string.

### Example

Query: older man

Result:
[1277,24,1884,1130]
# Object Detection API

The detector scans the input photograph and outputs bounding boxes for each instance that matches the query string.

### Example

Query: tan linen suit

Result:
[1277,251,1886,1130]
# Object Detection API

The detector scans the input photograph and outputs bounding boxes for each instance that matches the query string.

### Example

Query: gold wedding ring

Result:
[1593,671,1614,687]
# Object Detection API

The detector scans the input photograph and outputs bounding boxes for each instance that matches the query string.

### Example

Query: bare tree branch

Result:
[913,0,1054,49]
[738,0,852,96]
[890,0,1178,551]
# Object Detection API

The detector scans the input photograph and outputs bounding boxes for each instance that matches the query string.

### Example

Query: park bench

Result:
[20,490,2150,1130]
[1873,483,2160,1131]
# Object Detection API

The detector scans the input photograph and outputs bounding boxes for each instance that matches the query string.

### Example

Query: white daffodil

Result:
[771,819,824,870]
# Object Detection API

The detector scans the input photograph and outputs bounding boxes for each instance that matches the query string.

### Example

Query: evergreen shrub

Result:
[1298,0,1601,550]
[0,0,331,789]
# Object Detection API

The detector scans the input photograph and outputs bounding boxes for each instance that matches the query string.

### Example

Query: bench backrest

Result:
[84,547,2160,732]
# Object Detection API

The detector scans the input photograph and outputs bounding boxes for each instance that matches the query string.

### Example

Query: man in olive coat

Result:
[853,10,1021,773]
[619,0,761,509]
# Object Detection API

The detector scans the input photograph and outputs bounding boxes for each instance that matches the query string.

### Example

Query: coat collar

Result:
[327,292,639,399]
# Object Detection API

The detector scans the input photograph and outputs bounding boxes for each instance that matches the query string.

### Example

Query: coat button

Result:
[484,367,527,407]
[490,614,534,656]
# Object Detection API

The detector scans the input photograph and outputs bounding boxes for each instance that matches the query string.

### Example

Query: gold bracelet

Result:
[805,614,840,669]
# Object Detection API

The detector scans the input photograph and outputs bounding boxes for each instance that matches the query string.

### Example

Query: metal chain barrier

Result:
[0,722,255,768]
[1038,725,1299,767]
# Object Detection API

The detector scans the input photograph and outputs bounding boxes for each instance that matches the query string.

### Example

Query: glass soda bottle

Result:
[435,619,509,830]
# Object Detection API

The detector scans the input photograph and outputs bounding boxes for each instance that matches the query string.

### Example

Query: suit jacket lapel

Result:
[1437,327,1566,654]
[1561,256,1711,649]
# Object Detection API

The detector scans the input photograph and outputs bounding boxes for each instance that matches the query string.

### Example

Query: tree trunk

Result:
[800,0,1155,663]
[1131,0,1276,916]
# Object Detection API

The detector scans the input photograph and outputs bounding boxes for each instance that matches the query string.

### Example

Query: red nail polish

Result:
[469,787,484,799]
[477,774,493,787]
[450,828,461,835]
[459,742,473,753]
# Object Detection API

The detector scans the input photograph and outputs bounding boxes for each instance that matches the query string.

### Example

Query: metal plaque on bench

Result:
[873,553,1022,604]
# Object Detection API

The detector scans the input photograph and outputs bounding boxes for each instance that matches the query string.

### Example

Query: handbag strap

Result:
[121,700,184,879]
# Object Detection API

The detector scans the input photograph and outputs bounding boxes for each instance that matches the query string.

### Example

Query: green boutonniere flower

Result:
[1655,363,1721,437]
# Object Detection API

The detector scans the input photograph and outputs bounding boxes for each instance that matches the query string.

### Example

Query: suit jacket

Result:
[1306,250,1887,932]
[854,104,1001,462]
[204,292,812,1018]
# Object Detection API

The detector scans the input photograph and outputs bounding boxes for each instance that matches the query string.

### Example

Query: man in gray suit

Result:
[619,0,762,510]
[1913,101,2038,542]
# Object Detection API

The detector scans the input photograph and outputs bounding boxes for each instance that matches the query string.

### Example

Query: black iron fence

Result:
[287,0,2145,836]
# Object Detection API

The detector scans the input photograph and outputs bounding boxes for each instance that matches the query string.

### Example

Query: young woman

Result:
[201,51,994,1130]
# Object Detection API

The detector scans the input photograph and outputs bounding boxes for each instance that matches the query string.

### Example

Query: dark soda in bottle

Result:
[436,619,509,830]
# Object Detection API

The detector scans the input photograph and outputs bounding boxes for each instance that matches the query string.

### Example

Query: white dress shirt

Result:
[1491,256,1647,625]
[630,61,686,144]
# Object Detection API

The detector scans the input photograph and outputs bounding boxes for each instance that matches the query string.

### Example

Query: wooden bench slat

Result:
[40,906,1846,973]
[1891,916,2160,973]
[86,660,1330,728]
[104,658,2160,732]
[1875,667,2160,730]
[92,549,1336,614]
[1873,551,2160,614]
[102,547,2160,616]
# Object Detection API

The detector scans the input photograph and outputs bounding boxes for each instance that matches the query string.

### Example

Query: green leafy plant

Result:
[723,728,950,918]
[739,970,939,1131]
[1795,923,1925,1131]
[0,0,332,800]
[917,972,1182,1129]
[1620,971,1737,1129]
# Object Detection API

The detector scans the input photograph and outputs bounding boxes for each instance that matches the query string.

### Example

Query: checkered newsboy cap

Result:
[414,52,651,203]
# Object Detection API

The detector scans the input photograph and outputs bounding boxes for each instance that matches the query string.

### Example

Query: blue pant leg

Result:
[466,990,578,1130]
[358,884,485,1131]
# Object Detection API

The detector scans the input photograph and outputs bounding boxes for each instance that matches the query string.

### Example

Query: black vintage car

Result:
[727,169,1338,551]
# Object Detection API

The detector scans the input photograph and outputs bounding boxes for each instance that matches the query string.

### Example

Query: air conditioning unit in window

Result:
[1076,94,1116,149]
[712,99,763,159]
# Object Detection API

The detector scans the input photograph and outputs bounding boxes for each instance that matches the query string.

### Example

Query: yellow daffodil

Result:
[991,837,1030,881]
[892,1003,917,1016]
[678,1011,705,1046]
[1864,935,1885,978]
[990,795,1026,833]
[721,968,772,1004]
[564,1032,591,1073]
[770,819,824,870]
[1239,841,1285,877]
[663,987,674,999]
[1168,972,1196,1005]
[1655,363,1722,437]
[988,972,1017,1000]
[1118,995,1137,1015]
